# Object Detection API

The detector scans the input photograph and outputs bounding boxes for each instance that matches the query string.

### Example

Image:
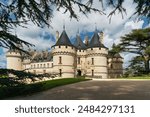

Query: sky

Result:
[0,0,149,68]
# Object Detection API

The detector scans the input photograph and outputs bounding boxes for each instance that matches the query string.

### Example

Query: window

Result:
[33,70,36,74]
[52,63,53,67]
[34,64,36,68]
[91,48,93,50]
[47,63,49,68]
[31,65,32,68]
[66,46,67,48]
[59,56,62,64]
[59,46,61,48]
[92,70,94,77]
[59,69,62,77]
[111,64,113,69]
[72,47,73,49]
[43,70,46,74]
[44,64,45,68]
[40,64,42,68]
[79,50,81,52]
[92,58,94,65]
[78,57,80,64]
[37,64,39,68]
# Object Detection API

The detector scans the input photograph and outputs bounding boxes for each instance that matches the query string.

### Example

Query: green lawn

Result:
[121,75,150,79]
[0,78,90,99]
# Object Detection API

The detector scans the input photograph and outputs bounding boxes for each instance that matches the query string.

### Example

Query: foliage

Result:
[0,0,150,51]
[119,28,150,73]
[0,78,90,99]
[0,69,59,87]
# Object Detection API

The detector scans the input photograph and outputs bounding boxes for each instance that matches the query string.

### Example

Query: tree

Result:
[0,0,150,51]
[119,28,150,73]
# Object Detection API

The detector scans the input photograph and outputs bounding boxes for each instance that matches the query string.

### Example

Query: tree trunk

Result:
[144,60,150,74]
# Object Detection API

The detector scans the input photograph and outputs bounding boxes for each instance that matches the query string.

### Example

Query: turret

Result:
[6,49,22,70]
[52,27,76,78]
[86,30,108,79]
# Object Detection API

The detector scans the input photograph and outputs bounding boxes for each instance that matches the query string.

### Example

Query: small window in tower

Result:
[66,46,68,48]
[92,70,94,77]
[72,47,73,49]
[79,50,81,52]
[92,58,94,65]
[111,64,113,69]
[99,48,101,50]
[91,48,93,50]
[52,63,53,67]
[59,69,62,77]
[59,56,62,64]
[59,46,61,48]
[78,57,80,64]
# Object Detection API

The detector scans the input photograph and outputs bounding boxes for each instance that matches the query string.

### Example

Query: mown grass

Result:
[0,78,90,99]
[121,75,150,79]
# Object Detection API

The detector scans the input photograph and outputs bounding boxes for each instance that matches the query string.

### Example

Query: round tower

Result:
[86,30,108,79]
[52,29,76,78]
[6,49,22,70]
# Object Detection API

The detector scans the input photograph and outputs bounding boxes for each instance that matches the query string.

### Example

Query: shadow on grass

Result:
[0,78,90,99]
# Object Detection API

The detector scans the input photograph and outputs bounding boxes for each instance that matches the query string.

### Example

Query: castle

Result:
[6,27,123,79]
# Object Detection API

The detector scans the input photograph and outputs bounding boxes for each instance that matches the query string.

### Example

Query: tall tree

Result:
[119,28,150,73]
[0,0,150,51]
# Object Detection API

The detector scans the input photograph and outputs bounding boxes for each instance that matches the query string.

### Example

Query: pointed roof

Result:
[88,31,106,48]
[54,30,73,47]
[74,35,87,50]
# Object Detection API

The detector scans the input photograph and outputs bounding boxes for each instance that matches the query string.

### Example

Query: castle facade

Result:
[6,28,123,79]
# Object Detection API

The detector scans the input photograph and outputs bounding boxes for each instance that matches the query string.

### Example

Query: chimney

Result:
[56,31,59,42]
[84,36,89,46]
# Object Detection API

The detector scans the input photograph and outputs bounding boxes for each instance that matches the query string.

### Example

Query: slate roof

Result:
[54,30,74,47]
[74,35,87,50]
[88,31,106,48]
[31,51,53,62]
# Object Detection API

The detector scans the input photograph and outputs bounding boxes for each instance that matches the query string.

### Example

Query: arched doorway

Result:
[77,70,82,76]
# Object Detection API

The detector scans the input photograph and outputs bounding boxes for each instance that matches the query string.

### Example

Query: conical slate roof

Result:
[74,35,87,50]
[88,31,106,48]
[54,30,73,46]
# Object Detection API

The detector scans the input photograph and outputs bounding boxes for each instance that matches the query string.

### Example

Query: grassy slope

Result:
[0,78,90,99]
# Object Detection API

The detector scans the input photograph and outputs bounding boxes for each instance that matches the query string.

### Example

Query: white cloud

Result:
[0,0,146,68]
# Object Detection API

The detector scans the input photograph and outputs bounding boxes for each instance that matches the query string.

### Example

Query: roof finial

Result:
[95,23,97,31]
[63,19,65,30]
[77,28,79,35]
